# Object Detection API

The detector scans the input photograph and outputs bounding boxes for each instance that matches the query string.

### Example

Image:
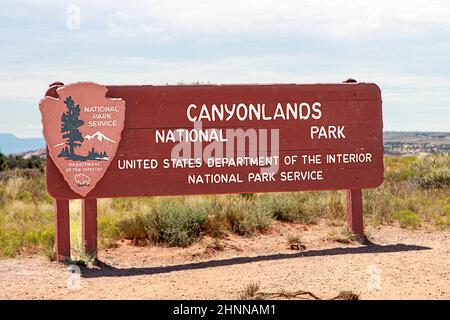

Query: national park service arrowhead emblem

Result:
[39,82,126,197]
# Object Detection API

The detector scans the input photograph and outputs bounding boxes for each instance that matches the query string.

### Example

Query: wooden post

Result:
[346,189,364,238]
[54,199,70,262]
[82,198,98,257]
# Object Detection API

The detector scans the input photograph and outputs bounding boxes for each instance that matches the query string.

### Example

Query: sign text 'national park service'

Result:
[39,82,126,197]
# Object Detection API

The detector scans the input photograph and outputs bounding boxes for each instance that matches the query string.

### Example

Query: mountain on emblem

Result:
[39,82,126,197]
[84,131,117,143]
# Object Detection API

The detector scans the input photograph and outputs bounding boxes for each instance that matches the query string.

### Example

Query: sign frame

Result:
[42,81,383,262]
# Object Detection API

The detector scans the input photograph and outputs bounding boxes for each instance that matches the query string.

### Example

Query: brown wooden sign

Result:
[45,83,383,198]
[41,81,383,261]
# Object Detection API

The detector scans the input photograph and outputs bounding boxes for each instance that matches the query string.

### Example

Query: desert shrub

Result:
[144,198,211,247]
[203,212,226,238]
[326,228,358,244]
[4,155,44,171]
[414,155,450,189]
[17,190,32,202]
[257,192,322,224]
[111,197,139,212]
[384,154,450,190]
[398,167,416,181]
[384,156,418,182]
[4,175,26,199]
[1,153,449,258]
[298,192,328,219]
[23,227,54,259]
[97,214,120,247]
[443,197,450,206]
[287,234,302,245]
[239,282,260,300]
[444,204,450,216]
[24,172,52,204]
[0,153,7,171]
[257,193,304,222]
[433,204,450,228]
[394,209,421,229]
[115,213,147,242]
[0,170,51,204]
[0,229,23,257]
[0,187,6,207]
[324,191,346,221]
[363,187,397,224]
[0,202,54,258]
[418,167,450,189]
[221,196,271,236]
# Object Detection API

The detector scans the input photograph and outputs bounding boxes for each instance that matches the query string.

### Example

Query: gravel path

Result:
[1,223,449,299]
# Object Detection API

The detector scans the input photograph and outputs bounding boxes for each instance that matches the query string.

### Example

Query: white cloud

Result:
[1,0,449,134]
[106,0,450,37]
[15,0,445,38]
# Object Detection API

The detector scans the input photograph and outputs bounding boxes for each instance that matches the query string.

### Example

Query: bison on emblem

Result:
[75,174,91,186]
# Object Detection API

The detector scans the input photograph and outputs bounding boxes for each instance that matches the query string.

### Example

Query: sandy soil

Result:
[0,222,449,300]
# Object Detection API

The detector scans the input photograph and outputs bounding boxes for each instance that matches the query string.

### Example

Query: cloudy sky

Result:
[1,0,449,137]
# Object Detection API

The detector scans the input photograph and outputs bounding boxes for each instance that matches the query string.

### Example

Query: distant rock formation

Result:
[0,133,45,155]
[16,148,46,159]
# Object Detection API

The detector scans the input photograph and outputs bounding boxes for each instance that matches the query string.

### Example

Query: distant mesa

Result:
[17,148,46,159]
[0,133,45,155]
[84,131,116,143]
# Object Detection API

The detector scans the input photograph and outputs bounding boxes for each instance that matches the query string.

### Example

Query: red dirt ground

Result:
[1,222,449,299]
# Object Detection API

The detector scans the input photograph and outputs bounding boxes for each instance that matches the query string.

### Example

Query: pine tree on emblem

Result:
[60,96,84,160]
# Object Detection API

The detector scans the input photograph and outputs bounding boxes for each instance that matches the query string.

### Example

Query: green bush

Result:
[17,190,32,202]
[384,156,418,182]
[3,155,44,171]
[1,154,450,258]
[414,155,450,189]
[256,192,323,224]
[97,214,120,248]
[364,187,397,224]
[257,193,302,222]
[203,212,226,238]
[0,229,22,257]
[0,224,54,258]
[399,167,416,181]
[418,167,450,189]
[444,204,450,216]
[436,204,450,228]
[222,197,272,236]
[0,187,6,207]
[433,204,450,229]
[325,192,346,220]
[394,210,421,229]
[144,198,211,247]
[115,213,147,242]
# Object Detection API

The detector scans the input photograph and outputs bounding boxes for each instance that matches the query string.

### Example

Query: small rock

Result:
[290,243,306,251]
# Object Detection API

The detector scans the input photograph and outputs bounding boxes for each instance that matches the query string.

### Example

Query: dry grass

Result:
[325,228,359,244]
[0,154,448,258]
[239,282,359,300]
[239,282,260,300]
